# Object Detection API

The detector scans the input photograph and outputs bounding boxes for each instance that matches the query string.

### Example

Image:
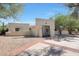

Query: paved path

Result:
[42,37,79,53]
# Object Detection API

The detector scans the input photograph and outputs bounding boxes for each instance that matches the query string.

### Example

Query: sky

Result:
[1,3,70,25]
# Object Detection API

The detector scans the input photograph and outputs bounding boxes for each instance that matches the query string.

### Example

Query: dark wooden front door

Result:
[42,25,50,37]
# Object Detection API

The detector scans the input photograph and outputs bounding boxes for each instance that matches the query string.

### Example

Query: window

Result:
[15,28,20,31]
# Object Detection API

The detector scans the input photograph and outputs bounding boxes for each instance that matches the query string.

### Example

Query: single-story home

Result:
[6,18,55,37]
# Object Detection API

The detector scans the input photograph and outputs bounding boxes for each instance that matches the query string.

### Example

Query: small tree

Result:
[65,16,77,34]
[55,15,78,35]
[55,15,66,35]
[0,3,23,35]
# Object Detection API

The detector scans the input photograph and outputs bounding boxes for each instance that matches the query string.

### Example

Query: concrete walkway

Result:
[42,40,79,53]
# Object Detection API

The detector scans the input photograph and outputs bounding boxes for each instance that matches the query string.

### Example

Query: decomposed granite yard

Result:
[0,36,79,56]
[0,36,42,56]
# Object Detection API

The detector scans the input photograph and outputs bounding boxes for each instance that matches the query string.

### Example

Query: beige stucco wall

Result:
[6,18,55,37]
[30,26,40,37]
[36,18,55,37]
[6,23,30,36]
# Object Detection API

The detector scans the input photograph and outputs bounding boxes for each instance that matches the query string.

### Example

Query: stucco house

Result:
[6,18,55,37]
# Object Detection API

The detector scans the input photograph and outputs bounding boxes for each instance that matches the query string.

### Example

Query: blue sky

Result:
[2,3,70,25]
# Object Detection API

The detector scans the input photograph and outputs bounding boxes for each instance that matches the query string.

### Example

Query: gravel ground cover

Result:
[18,42,79,56]
[0,36,37,56]
[0,36,79,56]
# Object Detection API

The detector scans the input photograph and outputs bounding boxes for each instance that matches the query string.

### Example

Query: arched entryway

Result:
[42,25,50,37]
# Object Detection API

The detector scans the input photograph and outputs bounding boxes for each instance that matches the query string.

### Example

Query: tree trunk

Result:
[68,29,72,35]
[1,22,5,35]
[58,29,62,35]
